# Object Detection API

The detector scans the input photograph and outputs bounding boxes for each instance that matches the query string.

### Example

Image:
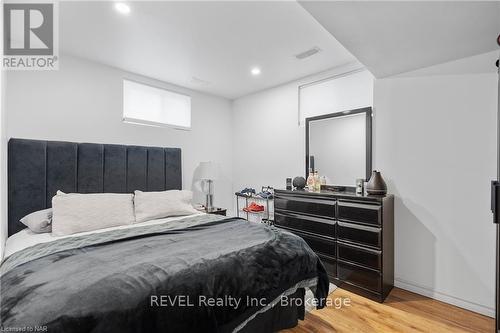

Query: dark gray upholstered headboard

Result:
[8,138,182,236]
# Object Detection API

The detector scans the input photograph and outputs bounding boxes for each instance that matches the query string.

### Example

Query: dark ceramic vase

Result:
[366,170,387,195]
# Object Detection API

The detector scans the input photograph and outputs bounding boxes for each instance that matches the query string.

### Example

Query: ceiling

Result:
[299,1,500,78]
[60,1,356,99]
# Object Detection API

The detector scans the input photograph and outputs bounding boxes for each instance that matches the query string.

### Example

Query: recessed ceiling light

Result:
[114,3,131,15]
[251,67,261,76]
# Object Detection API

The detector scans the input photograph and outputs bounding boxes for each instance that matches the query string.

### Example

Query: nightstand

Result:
[197,206,227,216]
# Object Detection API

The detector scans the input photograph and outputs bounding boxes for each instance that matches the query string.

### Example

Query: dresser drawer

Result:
[275,195,335,218]
[274,212,335,239]
[337,261,381,293]
[337,221,381,249]
[294,230,335,258]
[337,201,381,226]
[337,242,381,270]
[318,254,336,279]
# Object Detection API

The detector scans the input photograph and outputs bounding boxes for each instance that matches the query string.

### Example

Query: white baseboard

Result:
[395,277,495,318]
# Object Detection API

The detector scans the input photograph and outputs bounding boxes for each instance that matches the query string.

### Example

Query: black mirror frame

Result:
[305,106,373,183]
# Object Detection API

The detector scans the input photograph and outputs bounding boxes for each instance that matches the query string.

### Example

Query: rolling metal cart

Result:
[235,186,274,224]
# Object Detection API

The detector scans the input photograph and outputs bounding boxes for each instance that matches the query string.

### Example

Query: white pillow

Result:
[134,190,198,223]
[52,191,135,236]
[20,208,53,233]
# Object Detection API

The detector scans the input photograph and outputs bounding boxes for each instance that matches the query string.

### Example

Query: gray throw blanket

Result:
[1,215,329,333]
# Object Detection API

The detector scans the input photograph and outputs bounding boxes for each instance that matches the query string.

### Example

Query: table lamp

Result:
[198,161,217,210]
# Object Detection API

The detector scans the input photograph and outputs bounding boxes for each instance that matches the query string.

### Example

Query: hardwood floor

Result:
[282,288,494,333]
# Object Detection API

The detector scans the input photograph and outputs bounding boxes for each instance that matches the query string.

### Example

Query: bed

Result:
[0,138,329,333]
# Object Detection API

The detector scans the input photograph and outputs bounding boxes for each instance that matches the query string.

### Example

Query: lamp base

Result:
[205,179,214,210]
[206,194,214,210]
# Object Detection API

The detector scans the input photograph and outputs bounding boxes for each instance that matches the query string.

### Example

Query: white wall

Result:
[233,53,498,316]
[374,54,498,316]
[299,69,373,123]
[4,54,234,221]
[232,62,367,196]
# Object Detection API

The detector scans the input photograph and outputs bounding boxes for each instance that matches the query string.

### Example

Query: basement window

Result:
[123,79,191,130]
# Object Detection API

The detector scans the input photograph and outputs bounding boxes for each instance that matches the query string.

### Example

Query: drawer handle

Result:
[338,259,382,274]
[338,241,381,255]
[338,202,380,210]
[337,221,380,232]
[275,211,335,224]
[277,196,336,206]
[302,233,334,243]
[338,218,380,226]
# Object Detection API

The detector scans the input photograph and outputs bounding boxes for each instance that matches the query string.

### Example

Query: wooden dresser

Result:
[274,189,394,302]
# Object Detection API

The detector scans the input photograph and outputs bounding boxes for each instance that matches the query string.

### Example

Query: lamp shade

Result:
[198,161,217,180]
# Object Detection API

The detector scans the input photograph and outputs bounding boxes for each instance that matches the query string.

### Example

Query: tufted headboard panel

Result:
[8,138,182,236]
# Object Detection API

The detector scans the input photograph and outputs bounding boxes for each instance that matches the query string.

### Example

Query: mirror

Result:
[306,107,372,187]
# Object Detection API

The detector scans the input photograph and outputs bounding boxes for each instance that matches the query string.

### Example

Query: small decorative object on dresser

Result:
[292,176,306,190]
[274,189,394,302]
[356,178,365,195]
[366,170,387,195]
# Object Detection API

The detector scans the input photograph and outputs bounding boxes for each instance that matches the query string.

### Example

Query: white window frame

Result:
[122,79,192,131]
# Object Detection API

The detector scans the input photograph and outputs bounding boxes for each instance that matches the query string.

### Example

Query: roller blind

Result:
[123,79,191,129]
[299,69,374,125]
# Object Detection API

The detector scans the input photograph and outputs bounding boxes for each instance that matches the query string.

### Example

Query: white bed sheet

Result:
[3,213,204,260]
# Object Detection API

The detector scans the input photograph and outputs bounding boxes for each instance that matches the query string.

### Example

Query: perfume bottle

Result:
[320,176,327,186]
[314,171,321,192]
[306,169,314,191]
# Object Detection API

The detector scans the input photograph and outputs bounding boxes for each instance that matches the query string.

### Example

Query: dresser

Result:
[274,189,394,302]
